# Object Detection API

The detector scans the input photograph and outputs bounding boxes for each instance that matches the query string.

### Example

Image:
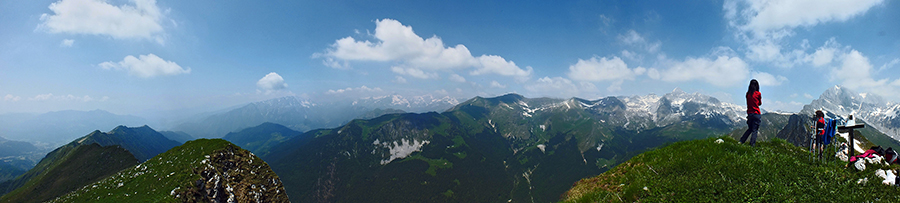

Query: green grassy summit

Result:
[50,139,288,203]
[563,136,900,202]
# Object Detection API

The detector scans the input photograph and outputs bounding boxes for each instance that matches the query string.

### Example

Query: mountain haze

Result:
[0,110,148,147]
[173,95,458,138]
[0,126,178,198]
[222,122,300,157]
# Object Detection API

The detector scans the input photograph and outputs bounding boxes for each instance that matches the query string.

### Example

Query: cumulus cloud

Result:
[658,55,750,87]
[393,76,407,84]
[39,0,167,43]
[60,39,74,47]
[751,72,788,86]
[618,30,661,53]
[99,54,190,78]
[727,0,884,34]
[3,94,21,102]
[802,38,841,67]
[879,58,900,72]
[524,77,598,99]
[391,66,438,79]
[567,56,643,82]
[489,81,506,89]
[316,19,532,80]
[448,74,466,83]
[725,0,882,68]
[257,72,287,92]
[829,50,900,101]
[470,55,532,81]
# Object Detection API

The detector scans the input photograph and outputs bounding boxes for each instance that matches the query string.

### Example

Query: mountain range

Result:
[3,86,900,202]
[172,94,459,138]
[0,125,178,200]
[261,89,753,202]
[0,110,149,149]
[222,122,300,157]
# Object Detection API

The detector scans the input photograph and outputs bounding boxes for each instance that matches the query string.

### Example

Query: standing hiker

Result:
[740,79,762,146]
[814,110,826,157]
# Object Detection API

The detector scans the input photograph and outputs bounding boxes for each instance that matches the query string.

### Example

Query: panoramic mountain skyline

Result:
[2,0,900,119]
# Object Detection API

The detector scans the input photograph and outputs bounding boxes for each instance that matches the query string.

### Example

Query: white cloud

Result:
[725,0,882,68]
[257,72,287,92]
[751,72,788,86]
[766,100,806,112]
[39,0,167,43]
[618,30,661,53]
[621,50,641,61]
[326,86,384,94]
[470,55,532,81]
[647,68,661,80]
[3,94,21,102]
[391,66,438,79]
[804,38,841,67]
[879,58,900,72]
[317,19,531,80]
[830,50,900,101]
[99,54,190,78]
[567,56,642,82]
[27,93,106,102]
[729,0,884,33]
[322,57,349,70]
[60,39,74,47]
[524,77,598,99]
[804,93,814,99]
[832,50,873,83]
[658,55,750,87]
[489,81,506,89]
[448,74,466,83]
[393,76,407,84]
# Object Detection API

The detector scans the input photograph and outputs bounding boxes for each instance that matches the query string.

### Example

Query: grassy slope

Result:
[563,136,900,202]
[0,163,25,183]
[50,139,286,203]
[0,144,138,203]
[48,139,230,202]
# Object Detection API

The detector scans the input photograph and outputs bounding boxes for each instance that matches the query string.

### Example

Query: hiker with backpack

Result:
[740,79,762,146]
[813,110,826,159]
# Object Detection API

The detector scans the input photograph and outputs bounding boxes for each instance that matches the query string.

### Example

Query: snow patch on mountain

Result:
[376,138,430,165]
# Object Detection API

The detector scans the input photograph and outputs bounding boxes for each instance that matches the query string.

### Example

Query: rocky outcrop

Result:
[177,144,289,203]
[776,114,812,148]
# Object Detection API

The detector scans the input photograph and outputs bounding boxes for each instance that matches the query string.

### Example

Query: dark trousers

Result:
[741,114,761,146]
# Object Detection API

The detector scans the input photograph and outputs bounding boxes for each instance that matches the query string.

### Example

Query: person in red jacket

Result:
[740,79,762,146]
[813,110,826,157]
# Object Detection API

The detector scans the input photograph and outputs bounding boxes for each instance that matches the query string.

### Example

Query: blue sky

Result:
[2,0,900,117]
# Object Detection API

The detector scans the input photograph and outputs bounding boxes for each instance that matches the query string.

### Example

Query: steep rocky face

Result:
[177,144,288,203]
[775,114,812,147]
